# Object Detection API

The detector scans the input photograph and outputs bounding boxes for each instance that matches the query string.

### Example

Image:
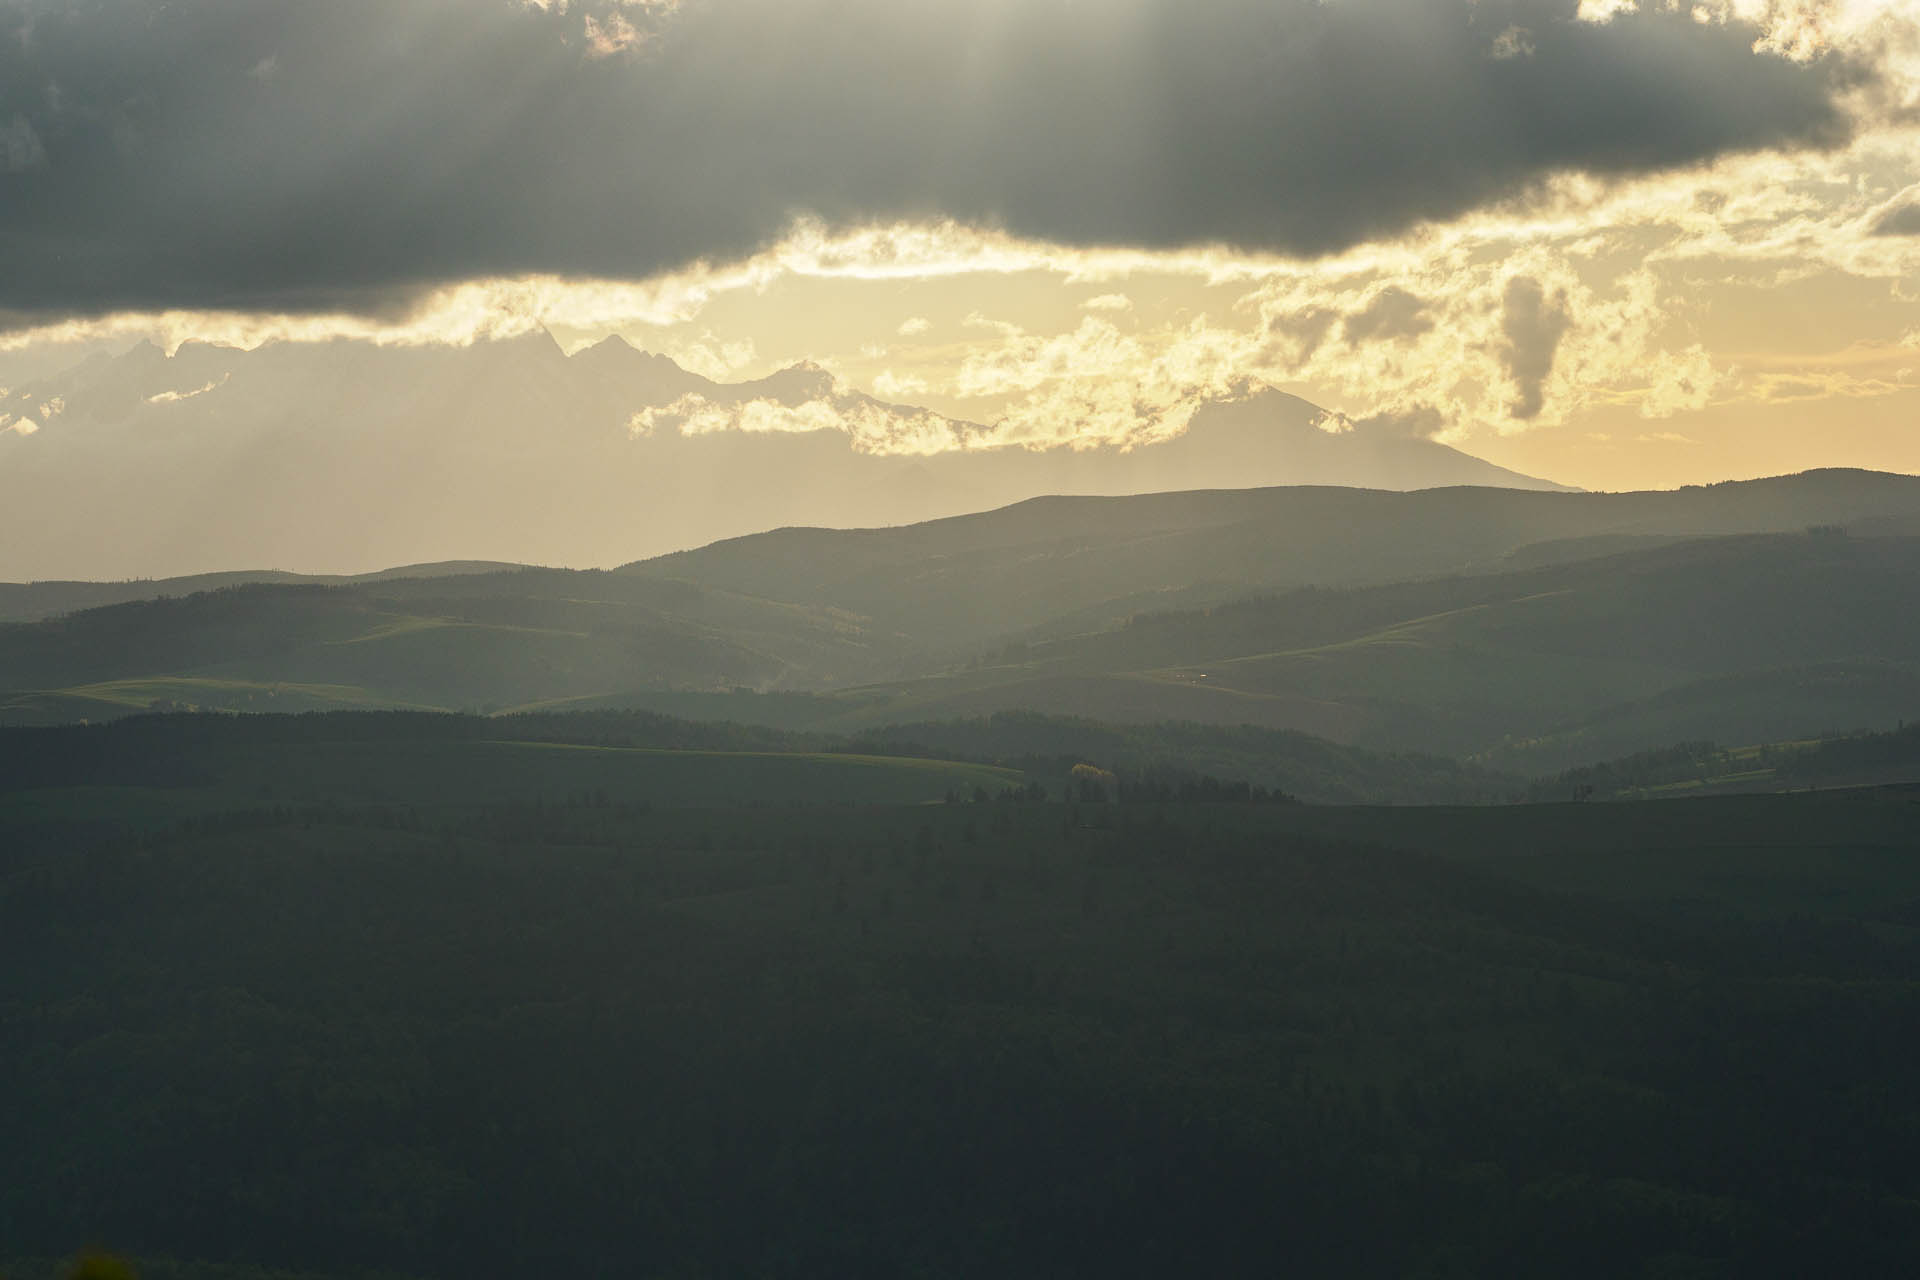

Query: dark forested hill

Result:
[4,724,1919,1279]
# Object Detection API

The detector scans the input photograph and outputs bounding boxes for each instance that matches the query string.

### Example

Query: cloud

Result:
[584,11,648,57]
[872,369,929,398]
[0,0,1866,319]
[1315,407,1447,439]
[1343,287,1435,346]
[664,332,755,379]
[1873,199,1920,234]
[1490,25,1537,61]
[147,380,224,405]
[1499,275,1572,420]
[1267,307,1341,366]
[896,316,931,337]
[630,391,969,456]
[1082,294,1133,313]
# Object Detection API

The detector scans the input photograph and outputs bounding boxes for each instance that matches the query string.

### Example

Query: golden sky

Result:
[4,0,1919,493]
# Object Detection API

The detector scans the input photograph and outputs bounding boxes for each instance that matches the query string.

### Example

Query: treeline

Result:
[1778,720,1920,783]
[847,710,1511,805]
[1528,720,1920,801]
[1526,740,1731,802]
[0,707,1513,806]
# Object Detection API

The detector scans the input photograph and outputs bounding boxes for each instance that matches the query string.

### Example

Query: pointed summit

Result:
[740,361,837,404]
[580,333,638,357]
[568,334,713,403]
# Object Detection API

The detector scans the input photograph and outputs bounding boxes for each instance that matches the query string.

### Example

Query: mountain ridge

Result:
[1,331,1567,580]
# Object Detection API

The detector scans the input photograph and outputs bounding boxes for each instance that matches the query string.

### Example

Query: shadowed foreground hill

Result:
[4,731,1919,1278]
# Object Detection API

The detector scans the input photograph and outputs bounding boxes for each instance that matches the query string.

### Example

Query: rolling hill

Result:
[622,468,1920,650]
[810,529,1920,770]
[6,473,1920,775]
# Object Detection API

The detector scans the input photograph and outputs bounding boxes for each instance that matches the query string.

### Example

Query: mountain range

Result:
[0,332,1565,582]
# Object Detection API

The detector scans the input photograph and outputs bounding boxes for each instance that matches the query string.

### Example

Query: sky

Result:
[3,0,1920,493]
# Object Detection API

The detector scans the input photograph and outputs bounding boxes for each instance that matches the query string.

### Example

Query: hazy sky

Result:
[3,0,1919,491]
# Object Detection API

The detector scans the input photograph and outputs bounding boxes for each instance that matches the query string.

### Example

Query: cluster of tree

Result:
[1526,740,1730,801]
[1777,720,1920,784]
[850,710,1510,805]
[1528,719,1920,801]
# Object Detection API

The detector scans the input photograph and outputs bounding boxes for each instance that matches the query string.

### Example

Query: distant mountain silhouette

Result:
[0,332,1566,580]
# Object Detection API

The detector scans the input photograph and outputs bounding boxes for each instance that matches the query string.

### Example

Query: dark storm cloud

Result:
[0,0,1862,319]
[1500,275,1571,421]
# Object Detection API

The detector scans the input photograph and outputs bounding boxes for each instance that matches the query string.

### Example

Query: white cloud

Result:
[896,316,932,336]
[665,332,756,379]
[585,12,648,57]
[630,392,968,455]
[872,369,929,398]
[1081,293,1133,312]
[147,380,225,405]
